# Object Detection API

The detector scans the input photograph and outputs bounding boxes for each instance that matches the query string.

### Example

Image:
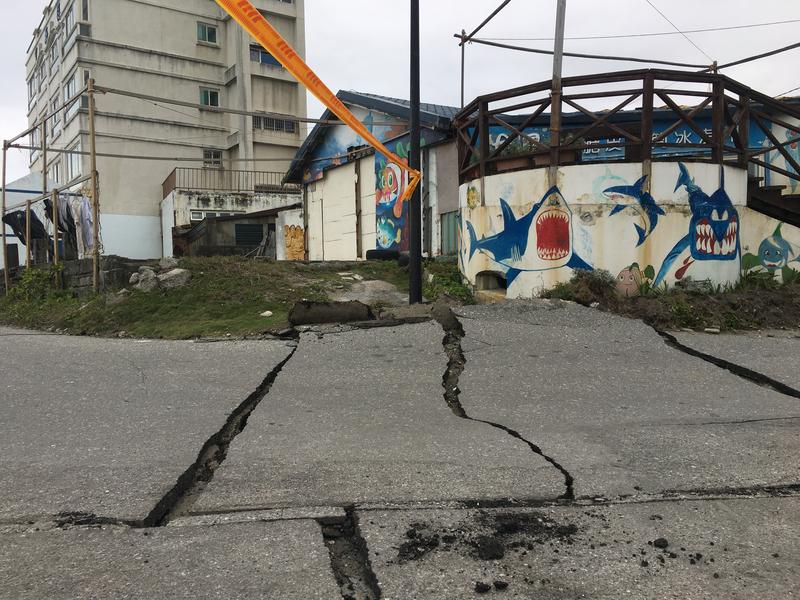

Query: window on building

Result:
[66,141,82,181]
[65,3,75,32]
[28,78,36,104]
[249,45,282,67]
[50,95,61,137]
[203,149,223,168]
[235,224,265,247]
[200,87,220,108]
[48,160,62,186]
[197,22,218,44]
[80,0,89,21]
[64,70,80,120]
[253,115,297,134]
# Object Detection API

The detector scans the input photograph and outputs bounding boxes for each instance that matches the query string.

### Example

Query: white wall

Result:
[100,214,162,259]
[160,193,175,258]
[460,162,749,298]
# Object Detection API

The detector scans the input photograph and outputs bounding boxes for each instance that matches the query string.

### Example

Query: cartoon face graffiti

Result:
[689,199,739,261]
[377,216,402,250]
[758,224,797,271]
[376,162,407,220]
[466,186,480,210]
[653,163,742,287]
[616,265,643,297]
[535,191,571,262]
[464,187,592,287]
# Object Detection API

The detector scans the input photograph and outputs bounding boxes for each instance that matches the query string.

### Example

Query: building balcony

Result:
[162,167,301,199]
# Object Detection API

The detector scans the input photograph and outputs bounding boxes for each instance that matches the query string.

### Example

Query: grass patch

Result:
[0,257,474,339]
[543,268,800,331]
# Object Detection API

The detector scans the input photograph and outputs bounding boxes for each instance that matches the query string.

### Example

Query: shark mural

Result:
[604,176,666,246]
[758,223,800,271]
[465,187,593,287]
[653,163,741,286]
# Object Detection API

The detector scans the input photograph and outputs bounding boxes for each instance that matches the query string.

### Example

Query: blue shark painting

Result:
[465,187,593,287]
[603,176,666,246]
[759,223,799,271]
[653,163,741,286]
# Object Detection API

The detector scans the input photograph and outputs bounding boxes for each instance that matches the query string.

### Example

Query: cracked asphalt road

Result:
[0,301,798,599]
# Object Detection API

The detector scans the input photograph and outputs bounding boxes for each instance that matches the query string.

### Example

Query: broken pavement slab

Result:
[0,327,294,524]
[0,520,340,600]
[673,330,800,390]
[359,496,800,599]
[193,322,565,513]
[454,302,800,499]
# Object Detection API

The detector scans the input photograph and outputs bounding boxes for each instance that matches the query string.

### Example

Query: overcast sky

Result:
[2,0,799,181]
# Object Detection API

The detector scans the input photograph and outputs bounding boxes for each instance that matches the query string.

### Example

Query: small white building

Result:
[1,173,58,270]
[284,91,460,261]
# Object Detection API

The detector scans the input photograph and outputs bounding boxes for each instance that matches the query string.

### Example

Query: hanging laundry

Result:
[68,197,85,258]
[80,195,94,252]
[44,196,79,260]
[2,210,50,246]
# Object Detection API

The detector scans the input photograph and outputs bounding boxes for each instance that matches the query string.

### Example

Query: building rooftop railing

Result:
[162,168,302,199]
[455,68,800,186]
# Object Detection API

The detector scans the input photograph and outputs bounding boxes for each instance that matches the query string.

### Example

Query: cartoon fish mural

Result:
[603,176,666,246]
[759,223,799,271]
[376,162,407,219]
[465,187,593,287]
[653,163,740,286]
[377,216,402,250]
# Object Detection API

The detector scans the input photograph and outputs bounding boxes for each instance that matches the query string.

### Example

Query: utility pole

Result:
[409,0,422,304]
[88,78,100,293]
[460,29,467,108]
[1,142,9,294]
[549,0,567,187]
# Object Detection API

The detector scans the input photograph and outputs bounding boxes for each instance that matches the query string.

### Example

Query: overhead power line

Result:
[481,18,800,41]
[714,40,800,70]
[457,36,710,69]
[460,0,513,46]
[776,84,800,98]
[644,0,714,63]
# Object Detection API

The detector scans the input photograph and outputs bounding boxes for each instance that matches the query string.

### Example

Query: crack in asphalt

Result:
[657,329,800,400]
[432,305,575,500]
[319,506,382,600]
[141,344,298,527]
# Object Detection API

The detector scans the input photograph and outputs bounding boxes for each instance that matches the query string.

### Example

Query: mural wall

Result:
[458,161,799,298]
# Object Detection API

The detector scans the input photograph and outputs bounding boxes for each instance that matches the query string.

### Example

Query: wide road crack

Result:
[432,305,575,500]
[657,329,800,400]
[142,343,298,527]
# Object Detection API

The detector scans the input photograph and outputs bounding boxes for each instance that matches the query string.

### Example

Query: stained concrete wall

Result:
[459,161,799,298]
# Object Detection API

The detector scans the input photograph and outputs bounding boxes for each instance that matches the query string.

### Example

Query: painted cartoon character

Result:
[759,223,799,271]
[653,164,740,286]
[377,216,402,250]
[616,265,643,297]
[376,162,407,219]
[465,187,592,287]
[466,185,480,210]
[603,176,665,246]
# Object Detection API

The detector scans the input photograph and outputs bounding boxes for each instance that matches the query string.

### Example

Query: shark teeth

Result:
[694,216,738,257]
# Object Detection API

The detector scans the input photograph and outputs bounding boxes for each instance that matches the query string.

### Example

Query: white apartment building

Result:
[25,0,307,259]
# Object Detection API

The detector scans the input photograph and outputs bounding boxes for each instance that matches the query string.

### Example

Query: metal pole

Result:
[41,121,49,262]
[52,190,59,268]
[25,200,31,268]
[409,0,422,304]
[88,78,100,293]
[1,143,9,293]
[549,0,567,187]
[460,29,466,108]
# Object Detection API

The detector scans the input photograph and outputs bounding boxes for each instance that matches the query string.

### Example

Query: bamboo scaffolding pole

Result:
[88,79,100,293]
[52,190,59,268]
[1,143,9,294]
[25,200,31,268]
